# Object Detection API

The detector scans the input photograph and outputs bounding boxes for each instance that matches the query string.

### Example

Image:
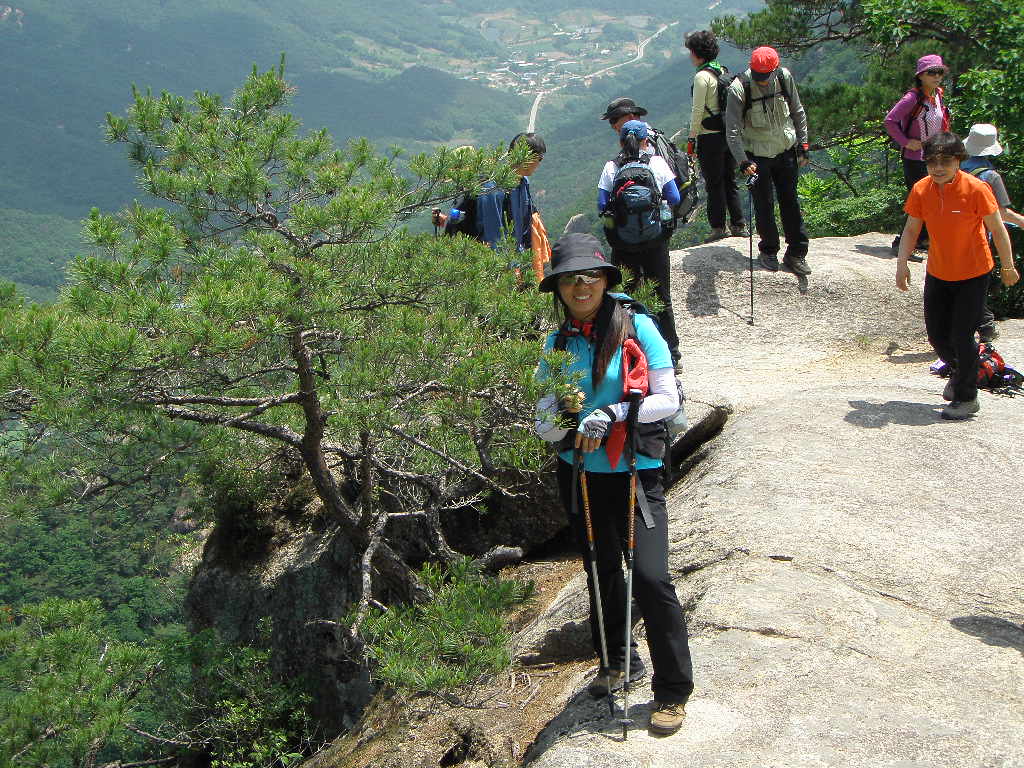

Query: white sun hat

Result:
[964,124,1003,157]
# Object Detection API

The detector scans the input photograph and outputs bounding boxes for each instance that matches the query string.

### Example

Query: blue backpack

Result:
[607,157,662,245]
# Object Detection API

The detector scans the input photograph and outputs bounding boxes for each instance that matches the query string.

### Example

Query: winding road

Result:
[526,21,678,132]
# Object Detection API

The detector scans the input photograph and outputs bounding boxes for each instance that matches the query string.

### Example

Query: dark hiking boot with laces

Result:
[587,663,647,697]
[703,227,728,243]
[730,223,748,237]
[941,398,980,420]
[978,323,998,343]
[758,252,780,271]
[649,700,687,734]
[783,254,811,275]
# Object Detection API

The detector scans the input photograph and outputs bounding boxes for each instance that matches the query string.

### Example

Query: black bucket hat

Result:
[538,233,622,293]
[599,97,648,121]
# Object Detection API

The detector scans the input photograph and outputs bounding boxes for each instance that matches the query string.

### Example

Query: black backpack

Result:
[737,71,792,119]
[695,64,738,132]
[607,156,663,245]
[648,128,699,228]
[443,185,512,240]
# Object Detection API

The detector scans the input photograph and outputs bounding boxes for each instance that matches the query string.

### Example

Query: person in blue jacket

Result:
[598,120,682,371]
[534,233,694,735]
[437,133,544,253]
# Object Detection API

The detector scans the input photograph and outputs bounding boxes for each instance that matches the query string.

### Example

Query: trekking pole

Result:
[577,443,615,715]
[746,174,756,325]
[620,389,642,740]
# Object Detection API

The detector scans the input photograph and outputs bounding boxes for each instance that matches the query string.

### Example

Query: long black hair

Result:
[615,133,643,167]
[553,291,629,388]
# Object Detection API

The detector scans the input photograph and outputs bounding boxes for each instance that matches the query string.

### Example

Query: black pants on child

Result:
[611,237,681,365]
[748,147,808,259]
[557,459,694,705]
[697,132,744,231]
[923,271,990,401]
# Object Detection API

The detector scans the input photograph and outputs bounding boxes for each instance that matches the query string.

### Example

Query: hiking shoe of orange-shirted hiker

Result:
[941,398,980,420]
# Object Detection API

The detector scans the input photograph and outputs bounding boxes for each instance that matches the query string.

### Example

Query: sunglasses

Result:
[557,269,605,286]
[924,68,946,76]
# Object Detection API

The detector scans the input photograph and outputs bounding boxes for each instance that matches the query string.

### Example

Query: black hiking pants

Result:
[557,459,695,705]
[748,147,808,260]
[924,271,989,401]
[697,131,744,230]
[610,236,681,365]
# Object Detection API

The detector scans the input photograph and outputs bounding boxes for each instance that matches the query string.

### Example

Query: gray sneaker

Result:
[783,254,812,275]
[758,252,780,271]
[703,227,728,243]
[941,398,980,420]
[942,379,956,401]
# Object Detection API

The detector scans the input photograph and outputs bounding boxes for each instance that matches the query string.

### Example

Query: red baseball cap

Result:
[750,46,780,78]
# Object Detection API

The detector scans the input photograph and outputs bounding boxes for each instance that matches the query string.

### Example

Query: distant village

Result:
[461,21,643,94]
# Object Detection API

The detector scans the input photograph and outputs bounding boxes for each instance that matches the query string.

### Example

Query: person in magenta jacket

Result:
[885,54,951,254]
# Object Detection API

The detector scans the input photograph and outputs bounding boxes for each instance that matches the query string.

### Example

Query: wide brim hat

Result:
[538,232,622,293]
[964,123,1003,156]
[600,97,648,121]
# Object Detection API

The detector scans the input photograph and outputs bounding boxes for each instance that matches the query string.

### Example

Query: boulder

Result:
[523,234,1024,767]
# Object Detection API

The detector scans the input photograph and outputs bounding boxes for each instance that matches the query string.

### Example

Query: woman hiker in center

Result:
[534,233,694,735]
[598,119,683,373]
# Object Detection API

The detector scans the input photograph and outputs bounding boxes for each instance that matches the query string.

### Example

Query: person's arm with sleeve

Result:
[686,69,713,155]
[782,68,810,164]
[896,185,925,291]
[597,160,616,215]
[724,78,752,174]
[885,91,922,153]
[983,209,1021,287]
[982,171,1024,228]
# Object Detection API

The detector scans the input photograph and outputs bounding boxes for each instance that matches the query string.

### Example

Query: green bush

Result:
[802,183,906,239]
[360,558,534,692]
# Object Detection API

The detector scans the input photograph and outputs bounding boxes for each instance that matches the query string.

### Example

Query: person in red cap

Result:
[724,45,811,275]
[885,54,951,257]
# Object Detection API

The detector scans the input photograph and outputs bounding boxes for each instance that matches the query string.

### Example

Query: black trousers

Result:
[557,459,694,704]
[610,236,681,364]
[748,147,808,259]
[923,271,989,401]
[697,132,744,230]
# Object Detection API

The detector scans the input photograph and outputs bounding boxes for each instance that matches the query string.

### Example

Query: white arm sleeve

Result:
[605,368,679,424]
[535,393,570,442]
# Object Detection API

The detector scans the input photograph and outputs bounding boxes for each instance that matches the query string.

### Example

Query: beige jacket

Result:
[688,68,721,138]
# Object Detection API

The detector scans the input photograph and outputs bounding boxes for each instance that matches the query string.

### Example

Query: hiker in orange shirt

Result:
[895,132,1019,420]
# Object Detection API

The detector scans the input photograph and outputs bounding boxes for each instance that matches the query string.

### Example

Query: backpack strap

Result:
[740,71,793,117]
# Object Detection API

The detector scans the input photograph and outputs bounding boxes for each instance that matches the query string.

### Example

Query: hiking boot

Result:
[649,700,687,735]
[730,223,748,237]
[758,252,780,271]
[783,254,811,275]
[587,663,647,697]
[942,378,956,402]
[703,227,728,243]
[941,398,980,420]
[978,323,999,343]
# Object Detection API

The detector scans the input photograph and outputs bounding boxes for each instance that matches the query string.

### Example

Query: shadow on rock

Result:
[951,615,1024,656]
[884,342,936,365]
[523,681,655,761]
[855,243,897,260]
[845,399,945,428]
[679,246,751,319]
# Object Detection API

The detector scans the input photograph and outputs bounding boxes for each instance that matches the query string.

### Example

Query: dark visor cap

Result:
[600,97,648,121]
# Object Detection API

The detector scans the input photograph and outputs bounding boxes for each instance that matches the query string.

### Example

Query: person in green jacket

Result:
[684,30,745,243]
[725,46,811,276]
